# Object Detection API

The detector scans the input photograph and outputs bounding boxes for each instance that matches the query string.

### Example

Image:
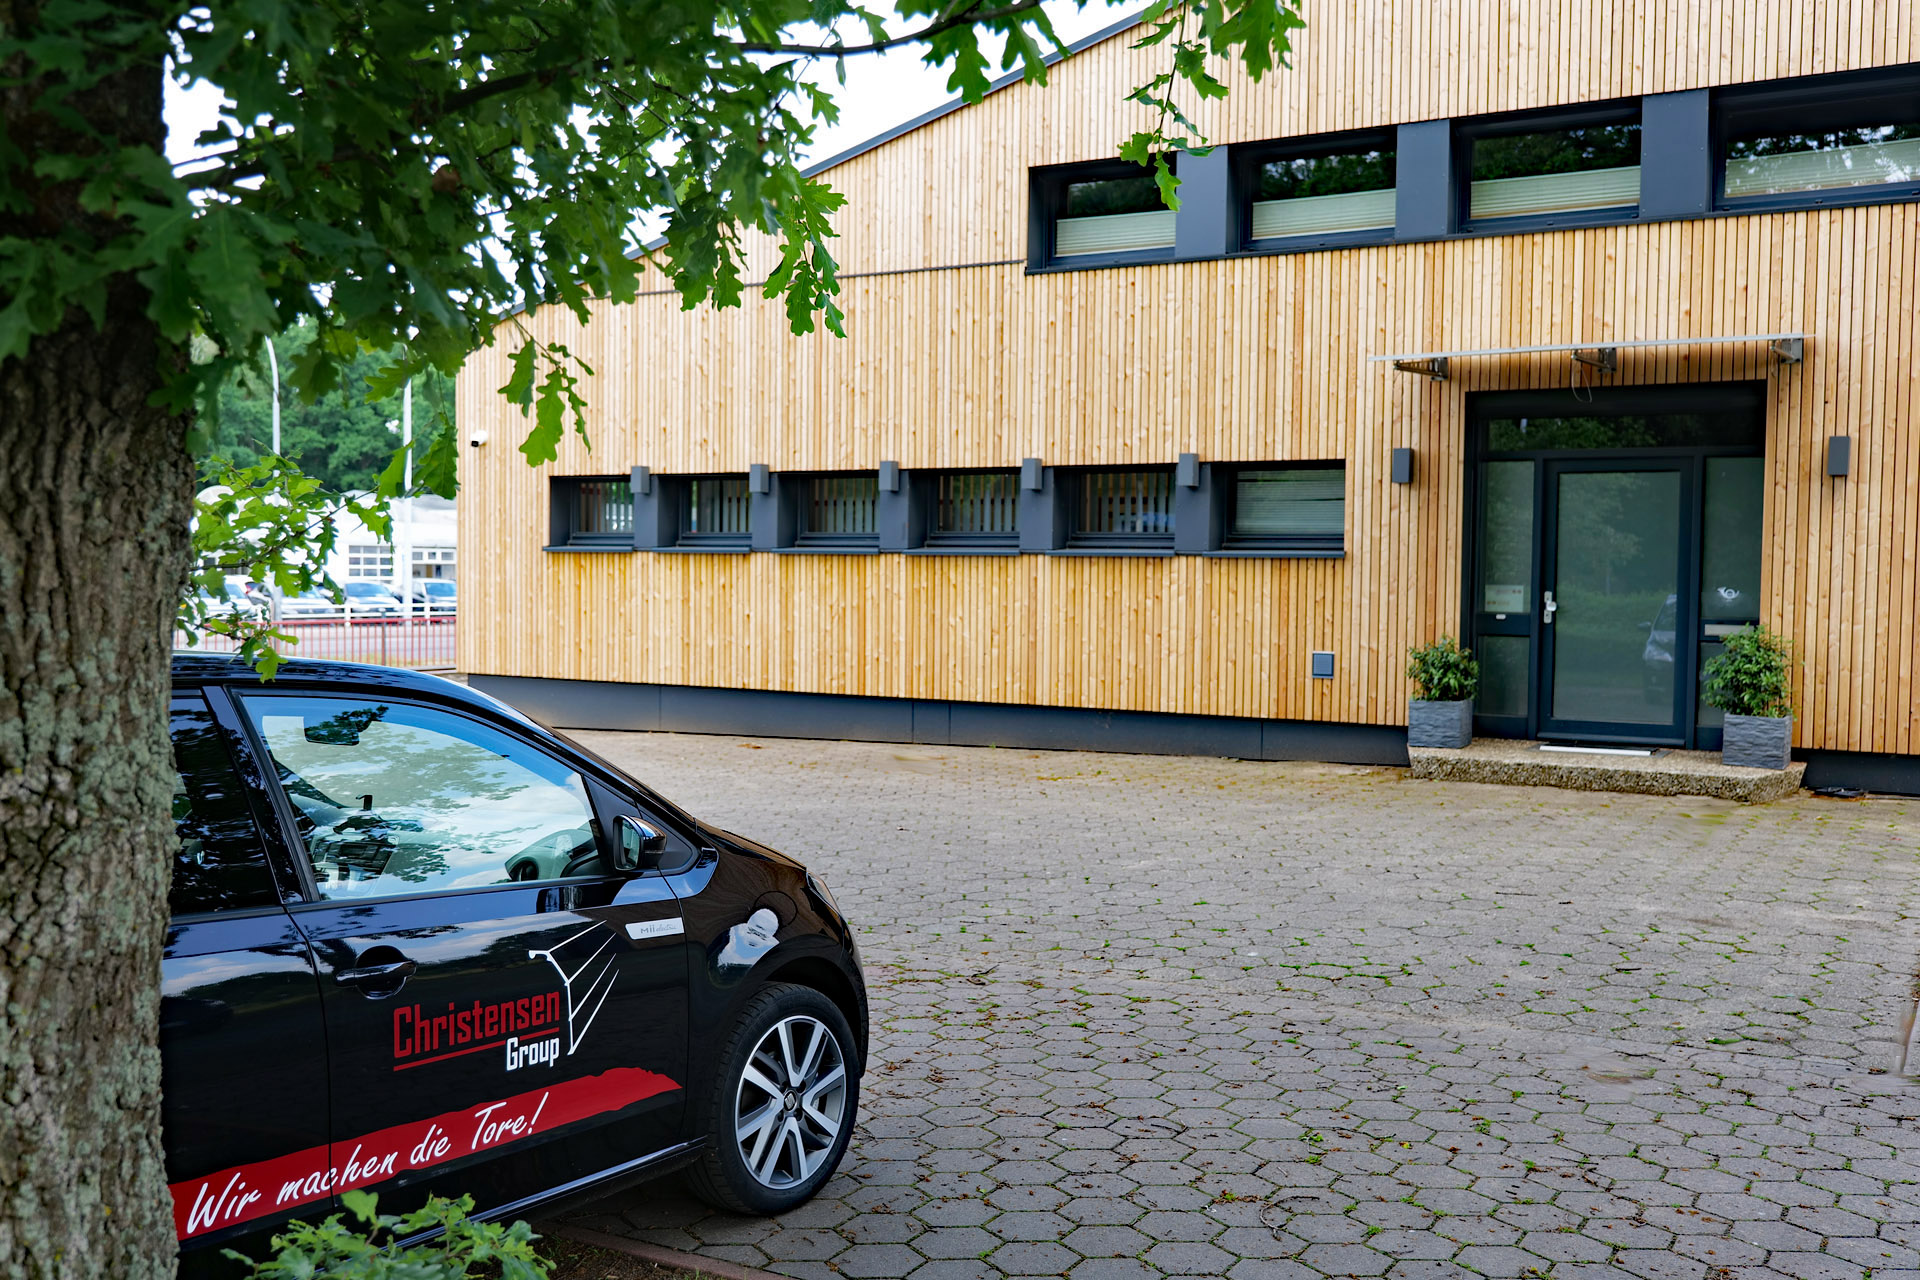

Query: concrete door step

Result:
[1407,738,1805,803]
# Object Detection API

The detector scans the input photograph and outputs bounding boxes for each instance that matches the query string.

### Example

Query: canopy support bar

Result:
[1375,332,1812,378]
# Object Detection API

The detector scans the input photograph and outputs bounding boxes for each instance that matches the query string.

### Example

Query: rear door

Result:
[231,687,691,1219]
[163,691,332,1272]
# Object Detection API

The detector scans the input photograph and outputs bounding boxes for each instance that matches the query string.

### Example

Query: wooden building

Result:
[458,0,1920,793]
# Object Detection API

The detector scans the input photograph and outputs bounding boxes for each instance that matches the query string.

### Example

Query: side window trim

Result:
[208,683,323,905]
[169,687,308,916]
[230,685,620,903]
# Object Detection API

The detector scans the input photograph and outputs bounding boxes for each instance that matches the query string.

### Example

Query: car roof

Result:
[171,651,512,713]
[169,650,702,830]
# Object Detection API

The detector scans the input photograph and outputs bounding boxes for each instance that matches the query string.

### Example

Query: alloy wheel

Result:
[733,1014,848,1188]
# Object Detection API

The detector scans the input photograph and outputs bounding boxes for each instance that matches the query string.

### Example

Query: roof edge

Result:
[797,9,1148,179]
[501,8,1143,315]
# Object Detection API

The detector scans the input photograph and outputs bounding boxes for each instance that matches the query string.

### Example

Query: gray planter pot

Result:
[1721,713,1792,770]
[1408,698,1474,749]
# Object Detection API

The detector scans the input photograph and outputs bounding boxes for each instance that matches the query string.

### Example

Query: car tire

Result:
[684,982,860,1215]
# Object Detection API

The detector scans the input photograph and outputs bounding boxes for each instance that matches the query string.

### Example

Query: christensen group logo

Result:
[392,992,565,1071]
[389,921,623,1073]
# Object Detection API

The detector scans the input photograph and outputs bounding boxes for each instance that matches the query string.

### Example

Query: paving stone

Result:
[546,732,1920,1280]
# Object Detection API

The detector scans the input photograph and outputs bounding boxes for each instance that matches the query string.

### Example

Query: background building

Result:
[457,0,1920,794]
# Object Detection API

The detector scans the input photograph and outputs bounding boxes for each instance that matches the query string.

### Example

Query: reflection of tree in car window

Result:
[241,694,599,899]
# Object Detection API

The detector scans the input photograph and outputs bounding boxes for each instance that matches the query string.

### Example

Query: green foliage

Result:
[181,455,391,676]
[1469,124,1640,181]
[1256,148,1395,200]
[208,323,455,494]
[1702,624,1795,719]
[1406,636,1480,703]
[224,1192,550,1280]
[5,0,1306,672]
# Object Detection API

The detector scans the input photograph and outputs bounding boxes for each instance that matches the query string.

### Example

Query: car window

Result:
[237,693,604,900]
[170,695,280,915]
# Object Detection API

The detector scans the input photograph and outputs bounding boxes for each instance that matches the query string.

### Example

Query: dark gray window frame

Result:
[787,471,883,553]
[912,468,1022,553]
[1057,465,1178,555]
[1452,98,1644,236]
[1217,462,1348,557]
[547,475,637,552]
[674,473,754,551]
[1028,157,1179,273]
[1711,64,1920,215]
[1234,127,1400,253]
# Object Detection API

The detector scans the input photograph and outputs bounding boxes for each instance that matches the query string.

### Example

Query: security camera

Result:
[467,429,489,448]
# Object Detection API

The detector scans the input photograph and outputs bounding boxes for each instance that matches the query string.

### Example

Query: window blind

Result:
[803,476,878,540]
[1232,468,1345,544]
[1054,210,1177,257]
[575,480,633,538]
[685,477,751,536]
[1469,165,1641,219]
[1724,137,1920,197]
[1075,471,1175,541]
[933,473,1019,538]
[1251,187,1397,238]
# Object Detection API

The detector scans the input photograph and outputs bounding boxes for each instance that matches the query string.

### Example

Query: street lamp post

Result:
[263,335,281,455]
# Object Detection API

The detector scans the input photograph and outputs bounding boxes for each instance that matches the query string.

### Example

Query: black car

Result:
[164,654,865,1273]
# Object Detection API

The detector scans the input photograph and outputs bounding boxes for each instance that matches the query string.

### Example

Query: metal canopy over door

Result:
[1465,383,1766,750]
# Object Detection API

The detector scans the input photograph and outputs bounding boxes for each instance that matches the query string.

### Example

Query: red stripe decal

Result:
[171,1067,678,1240]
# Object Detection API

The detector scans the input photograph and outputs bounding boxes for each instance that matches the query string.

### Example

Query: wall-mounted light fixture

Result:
[1826,436,1851,478]
[749,463,770,494]
[631,465,652,495]
[879,460,901,492]
[1021,457,1044,491]
[1391,448,1415,485]
[1176,452,1201,488]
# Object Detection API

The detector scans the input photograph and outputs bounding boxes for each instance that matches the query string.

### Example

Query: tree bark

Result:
[0,11,192,1275]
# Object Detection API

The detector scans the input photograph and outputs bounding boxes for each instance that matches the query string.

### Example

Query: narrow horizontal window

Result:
[928,471,1019,548]
[558,478,634,548]
[1070,469,1175,549]
[680,475,751,546]
[1468,122,1641,221]
[1717,71,1920,207]
[1227,466,1345,551]
[798,475,879,547]
[1724,128,1920,198]
[1249,145,1396,241]
[1053,170,1175,258]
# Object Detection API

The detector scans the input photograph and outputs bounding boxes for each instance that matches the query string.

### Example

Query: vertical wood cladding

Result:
[458,1,1920,756]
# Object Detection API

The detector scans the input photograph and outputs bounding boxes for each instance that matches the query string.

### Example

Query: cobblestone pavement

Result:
[558,734,1920,1280]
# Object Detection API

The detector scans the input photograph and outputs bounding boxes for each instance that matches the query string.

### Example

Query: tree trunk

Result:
[0,15,192,1275]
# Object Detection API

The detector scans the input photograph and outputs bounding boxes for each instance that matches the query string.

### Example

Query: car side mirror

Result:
[615,816,667,872]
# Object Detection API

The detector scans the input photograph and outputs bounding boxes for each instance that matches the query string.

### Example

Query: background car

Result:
[164,655,866,1276]
[339,580,404,618]
[405,579,458,615]
[271,586,343,623]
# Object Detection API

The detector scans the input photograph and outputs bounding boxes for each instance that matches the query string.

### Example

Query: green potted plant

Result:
[1405,636,1479,749]
[1703,624,1795,770]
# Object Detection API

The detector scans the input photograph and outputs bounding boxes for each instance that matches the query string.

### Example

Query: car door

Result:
[230,686,691,1221]
[163,691,332,1274]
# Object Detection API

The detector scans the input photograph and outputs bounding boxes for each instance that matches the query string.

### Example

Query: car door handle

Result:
[335,959,417,985]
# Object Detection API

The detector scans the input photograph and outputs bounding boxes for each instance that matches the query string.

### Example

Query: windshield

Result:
[344,582,392,598]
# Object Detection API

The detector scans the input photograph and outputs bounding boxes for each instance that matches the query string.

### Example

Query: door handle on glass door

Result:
[1543,591,1558,624]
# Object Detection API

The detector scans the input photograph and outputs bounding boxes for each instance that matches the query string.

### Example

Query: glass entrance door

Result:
[1539,463,1691,743]
[1465,383,1768,750]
